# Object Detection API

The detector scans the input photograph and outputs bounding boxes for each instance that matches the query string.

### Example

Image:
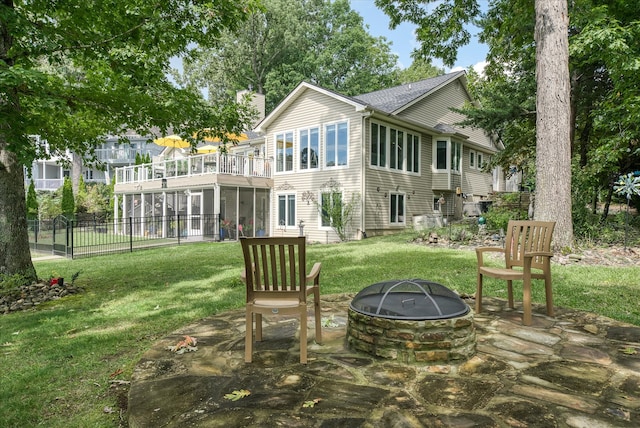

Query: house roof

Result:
[352,71,467,114]
[255,71,471,137]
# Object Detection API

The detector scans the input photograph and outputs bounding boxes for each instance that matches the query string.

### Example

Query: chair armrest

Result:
[523,251,554,259]
[476,247,505,267]
[306,262,322,285]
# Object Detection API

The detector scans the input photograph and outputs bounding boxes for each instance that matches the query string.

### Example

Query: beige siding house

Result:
[113,71,500,242]
[257,71,499,242]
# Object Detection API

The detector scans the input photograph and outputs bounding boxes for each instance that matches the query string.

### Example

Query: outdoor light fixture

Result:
[161,178,167,188]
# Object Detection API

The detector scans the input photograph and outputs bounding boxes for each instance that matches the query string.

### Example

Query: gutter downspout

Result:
[360,110,372,239]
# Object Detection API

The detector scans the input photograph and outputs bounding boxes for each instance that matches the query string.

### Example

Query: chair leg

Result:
[522,276,532,326]
[545,279,554,316]
[245,308,253,363]
[313,288,322,344]
[507,280,514,309]
[255,313,262,342]
[475,273,483,314]
[300,306,307,364]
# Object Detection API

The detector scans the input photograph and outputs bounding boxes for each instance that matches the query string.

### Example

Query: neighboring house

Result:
[25,131,162,191]
[113,71,502,242]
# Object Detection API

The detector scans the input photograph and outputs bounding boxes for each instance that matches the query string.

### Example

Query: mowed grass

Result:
[1,232,639,427]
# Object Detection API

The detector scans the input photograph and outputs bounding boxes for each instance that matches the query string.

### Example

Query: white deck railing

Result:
[115,153,272,184]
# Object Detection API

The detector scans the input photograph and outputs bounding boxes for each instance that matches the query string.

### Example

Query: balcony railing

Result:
[115,153,271,184]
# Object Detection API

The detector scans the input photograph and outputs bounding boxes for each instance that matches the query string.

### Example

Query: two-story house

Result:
[113,71,501,242]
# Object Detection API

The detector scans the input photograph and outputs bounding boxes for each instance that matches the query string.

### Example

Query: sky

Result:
[349,0,489,74]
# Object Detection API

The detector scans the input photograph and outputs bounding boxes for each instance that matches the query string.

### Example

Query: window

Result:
[406,133,419,173]
[469,150,476,169]
[325,121,348,167]
[451,142,461,172]
[320,191,343,228]
[477,152,484,170]
[371,123,419,173]
[277,194,296,227]
[390,193,405,224]
[300,127,319,170]
[390,129,397,169]
[275,131,294,173]
[436,141,447,170]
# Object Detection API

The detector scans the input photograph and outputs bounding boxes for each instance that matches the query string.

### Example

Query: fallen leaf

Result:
[109,368,123,378]
[103,406,114,414]
[224,389,251,401]
[303,398,322,408]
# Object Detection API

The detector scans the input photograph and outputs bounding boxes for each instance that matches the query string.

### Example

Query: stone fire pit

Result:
[347,279,476,364]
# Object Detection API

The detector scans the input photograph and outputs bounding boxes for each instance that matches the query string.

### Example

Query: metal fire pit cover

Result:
[350,279,469,320]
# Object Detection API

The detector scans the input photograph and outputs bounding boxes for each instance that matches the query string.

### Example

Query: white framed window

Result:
[406,132,420,173]
[390,193,405,225]
[370,123,387,167]
[277,193,296,227]
[319,191,343,228]
[477,152,484,170]
[451,141,462,172]
[325,121,348,168]
[275,131,294,173]
[371,122,419,173]
[299,127,319,170]
[435,140,447,170]
[469,150,476,169]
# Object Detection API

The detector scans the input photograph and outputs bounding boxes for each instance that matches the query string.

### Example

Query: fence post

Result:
[177,215,181,244]
[129,217,133,253]
[69,219,74,259]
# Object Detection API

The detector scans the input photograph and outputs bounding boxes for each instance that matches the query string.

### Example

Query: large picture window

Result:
[275,131,294,173]
[277,194,296,227]
[390,193,405,225]
[325,121,348,167]
[300,127,319,170]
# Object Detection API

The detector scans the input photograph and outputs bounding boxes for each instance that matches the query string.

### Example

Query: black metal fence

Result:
[29,214,222,259]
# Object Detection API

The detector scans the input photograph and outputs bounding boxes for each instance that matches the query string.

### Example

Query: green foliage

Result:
[178,0,401,113]
[315,180,360,241]
[482,203,528,232]
[60,177,75,218]
[26,181,39,220]
[397,57,444,83]
[0,0,261,279]
[375,0,480,67]
[0,273,30,297]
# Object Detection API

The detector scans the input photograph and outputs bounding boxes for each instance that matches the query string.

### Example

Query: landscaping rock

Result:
[0,281,83,314]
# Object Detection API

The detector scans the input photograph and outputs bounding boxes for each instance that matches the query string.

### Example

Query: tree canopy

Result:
[0,0,260,280]
[176,0,403,113]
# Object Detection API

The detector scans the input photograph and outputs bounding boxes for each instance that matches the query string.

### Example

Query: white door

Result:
[188,192,203,237]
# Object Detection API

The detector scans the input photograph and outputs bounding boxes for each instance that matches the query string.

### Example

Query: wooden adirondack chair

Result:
[475,220,556,325]
[240,237,322,364]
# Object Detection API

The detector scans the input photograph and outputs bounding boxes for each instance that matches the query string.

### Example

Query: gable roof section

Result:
[255,81,368,132]
[352,71,467,115]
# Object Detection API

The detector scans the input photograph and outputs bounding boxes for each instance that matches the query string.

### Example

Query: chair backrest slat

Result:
[505,220,555,270]
[241,237,307,300]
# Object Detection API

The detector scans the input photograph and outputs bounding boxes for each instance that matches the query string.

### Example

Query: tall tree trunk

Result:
[0,143,38,281]
[534,0,573,249]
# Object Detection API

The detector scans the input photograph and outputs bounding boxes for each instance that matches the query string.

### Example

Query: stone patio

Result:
[128,294,640,427]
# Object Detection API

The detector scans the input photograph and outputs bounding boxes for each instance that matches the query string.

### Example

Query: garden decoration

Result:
[613,172,640,250]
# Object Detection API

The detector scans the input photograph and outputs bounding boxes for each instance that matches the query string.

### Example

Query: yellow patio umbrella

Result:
[153,135,191,149]
[194,130,249,143]
[195,144,219,154]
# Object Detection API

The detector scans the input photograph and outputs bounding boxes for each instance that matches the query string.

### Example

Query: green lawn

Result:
[1,233,639,427]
